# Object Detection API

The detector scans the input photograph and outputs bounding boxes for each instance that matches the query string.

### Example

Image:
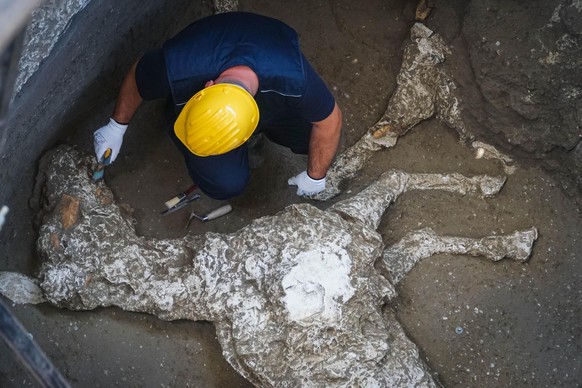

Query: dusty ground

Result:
[1,0,580,387]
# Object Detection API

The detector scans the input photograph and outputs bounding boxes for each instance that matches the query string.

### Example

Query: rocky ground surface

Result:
[0,0,580,387]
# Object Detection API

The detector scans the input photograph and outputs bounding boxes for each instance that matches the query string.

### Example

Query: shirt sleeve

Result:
[294,55,336,123]
[135,49,171,101]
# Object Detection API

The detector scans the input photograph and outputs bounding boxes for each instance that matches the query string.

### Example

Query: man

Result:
[94,12,342,199]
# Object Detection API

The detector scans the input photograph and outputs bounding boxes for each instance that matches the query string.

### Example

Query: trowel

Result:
[92,148,112,181]
[186,204,232,229]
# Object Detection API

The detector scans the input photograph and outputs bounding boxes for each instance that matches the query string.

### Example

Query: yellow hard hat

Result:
[174,83,260,157]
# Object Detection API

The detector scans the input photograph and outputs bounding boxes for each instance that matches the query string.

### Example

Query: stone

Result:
[382,227,538,284]
[0,271,45,304]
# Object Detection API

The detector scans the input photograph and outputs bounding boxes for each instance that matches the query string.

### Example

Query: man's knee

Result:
[180,143,250,200]
[196,171,249,200]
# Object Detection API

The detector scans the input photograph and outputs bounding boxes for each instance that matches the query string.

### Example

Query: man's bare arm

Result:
[307,103,342,180]
[111,59,143,124]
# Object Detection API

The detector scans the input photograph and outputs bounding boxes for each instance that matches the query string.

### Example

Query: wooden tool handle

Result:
[204,204,232,221]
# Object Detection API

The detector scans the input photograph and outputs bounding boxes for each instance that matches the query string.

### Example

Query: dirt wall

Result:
[427,0,582,200]
[0,0,213,273]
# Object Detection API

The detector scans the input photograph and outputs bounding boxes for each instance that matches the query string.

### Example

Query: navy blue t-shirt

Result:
[135,48,335,126]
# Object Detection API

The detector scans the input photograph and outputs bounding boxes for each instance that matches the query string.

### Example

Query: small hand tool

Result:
[164,184,198,209]
[92,148,112,181]
[186,204,232,229]
[161,193,201,215]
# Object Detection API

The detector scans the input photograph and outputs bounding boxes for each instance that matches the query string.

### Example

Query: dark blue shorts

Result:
[167,102,312,200]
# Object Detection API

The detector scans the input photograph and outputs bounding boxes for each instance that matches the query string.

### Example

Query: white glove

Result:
[288,171,326,196]
[93,118,128,162]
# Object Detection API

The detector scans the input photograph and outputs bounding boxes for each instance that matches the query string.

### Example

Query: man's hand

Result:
[288,171,326,196]
[92,58,142,162]
[93,118,128,162]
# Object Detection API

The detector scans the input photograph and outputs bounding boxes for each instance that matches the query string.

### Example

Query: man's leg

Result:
[165,100,250,200]
[170,132,250,200]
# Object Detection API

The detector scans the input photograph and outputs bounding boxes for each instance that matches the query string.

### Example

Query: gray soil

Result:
[1,0,580,387]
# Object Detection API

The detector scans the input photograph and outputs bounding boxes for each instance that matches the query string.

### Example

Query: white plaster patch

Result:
[281,246,354,325]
